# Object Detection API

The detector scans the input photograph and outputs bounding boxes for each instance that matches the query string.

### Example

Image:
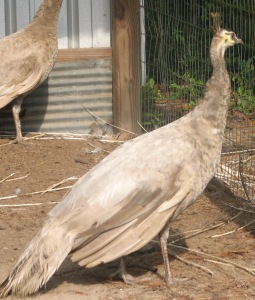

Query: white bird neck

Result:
[197,35,231,132]
[210,37,230,80]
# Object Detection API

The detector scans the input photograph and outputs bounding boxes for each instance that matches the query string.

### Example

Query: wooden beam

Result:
[56,48,112,63]
[112,0,141,135]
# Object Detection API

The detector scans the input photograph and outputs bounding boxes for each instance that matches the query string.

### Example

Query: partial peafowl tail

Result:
[0,222,74,297]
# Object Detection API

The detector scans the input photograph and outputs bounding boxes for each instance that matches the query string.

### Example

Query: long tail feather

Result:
[0,222,73,297]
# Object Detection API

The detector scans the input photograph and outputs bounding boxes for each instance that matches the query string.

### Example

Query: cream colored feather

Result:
[0,13,243,297]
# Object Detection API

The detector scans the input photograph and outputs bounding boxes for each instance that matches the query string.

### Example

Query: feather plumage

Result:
[0,13,243,297]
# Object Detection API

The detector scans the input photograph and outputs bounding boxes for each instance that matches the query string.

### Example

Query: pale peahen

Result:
[0,13,243,297]
[0,0,63,143]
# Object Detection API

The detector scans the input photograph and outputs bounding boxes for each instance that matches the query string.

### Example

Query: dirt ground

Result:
[0,135,254,300]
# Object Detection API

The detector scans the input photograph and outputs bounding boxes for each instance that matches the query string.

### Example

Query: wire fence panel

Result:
[140,0,255,201]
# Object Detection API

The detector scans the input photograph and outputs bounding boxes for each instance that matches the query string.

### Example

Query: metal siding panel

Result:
[78,0,93,47]
[0,4,5,38]
[0,60,113,134]
[0,0,111,49]
[67,0,80,48]
[4,0,17,35]
[58,0,69,49]
[34,0,41,12]
[92,0,111,47]
[28,0,36,22]
[16,1,30,30]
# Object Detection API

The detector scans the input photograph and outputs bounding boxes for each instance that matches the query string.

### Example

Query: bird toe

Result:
[109,268,135,285]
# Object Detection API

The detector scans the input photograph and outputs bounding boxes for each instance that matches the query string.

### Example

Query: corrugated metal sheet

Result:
[0,59,113,134]
[0,0,111,48]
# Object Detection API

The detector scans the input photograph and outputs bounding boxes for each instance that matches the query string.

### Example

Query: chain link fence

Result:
[140,0,255,201]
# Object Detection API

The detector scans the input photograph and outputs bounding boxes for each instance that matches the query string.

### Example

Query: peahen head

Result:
[211,29,243,59]
[211,12,243,56]
[217,29,243,49]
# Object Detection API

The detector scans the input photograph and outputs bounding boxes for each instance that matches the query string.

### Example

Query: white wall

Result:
[0,0,111,48]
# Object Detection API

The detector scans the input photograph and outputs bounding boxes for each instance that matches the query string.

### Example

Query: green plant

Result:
[141,74,205,130]
[169,72,204,107]
[141,78,166,130]
[142,78,164,102]
[231,86,255,114]
[231,59,255,114]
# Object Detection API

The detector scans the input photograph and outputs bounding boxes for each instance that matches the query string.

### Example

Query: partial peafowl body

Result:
[0,13,243,297]
[0,0,63,143]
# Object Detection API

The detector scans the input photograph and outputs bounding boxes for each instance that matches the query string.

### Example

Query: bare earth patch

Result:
[0,136,254,300]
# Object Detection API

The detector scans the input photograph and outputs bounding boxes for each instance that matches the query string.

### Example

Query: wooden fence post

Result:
[112,0,141,137]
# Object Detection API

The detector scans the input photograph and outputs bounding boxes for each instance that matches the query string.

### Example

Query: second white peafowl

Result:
[0,0,63,142]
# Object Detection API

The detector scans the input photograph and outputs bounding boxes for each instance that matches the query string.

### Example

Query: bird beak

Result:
[235,37,244,44]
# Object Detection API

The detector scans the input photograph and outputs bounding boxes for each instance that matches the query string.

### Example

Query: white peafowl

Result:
[0,12,243,297]
[0,0,63,143]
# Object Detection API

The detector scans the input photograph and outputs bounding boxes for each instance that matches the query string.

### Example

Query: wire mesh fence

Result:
[140,0,255,201]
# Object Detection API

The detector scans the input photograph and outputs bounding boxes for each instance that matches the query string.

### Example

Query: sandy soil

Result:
[0,136,254,300]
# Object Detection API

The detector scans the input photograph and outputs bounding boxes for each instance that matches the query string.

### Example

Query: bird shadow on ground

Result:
[39,237,189,294]
[205,177,255,237]
[0,79,49,137]
[22,79,49,133]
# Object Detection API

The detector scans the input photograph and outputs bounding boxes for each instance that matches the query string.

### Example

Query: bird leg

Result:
[12,97,24,143]
[109,257,134,285]
[158,225,173,286]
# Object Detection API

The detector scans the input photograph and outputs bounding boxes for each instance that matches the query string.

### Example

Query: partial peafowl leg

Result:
[158,225,173,286]
[12,97,24,143]
[110,257,134,284]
